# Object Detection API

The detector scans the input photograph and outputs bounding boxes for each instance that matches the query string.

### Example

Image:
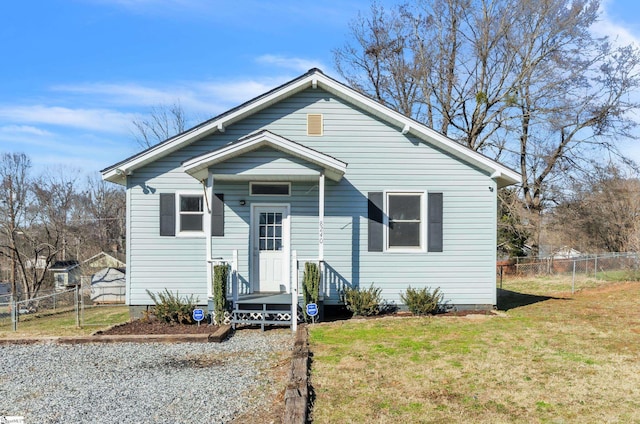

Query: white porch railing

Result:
[292,251,323,331]
[210,249,238,311]
[212,250,321,332]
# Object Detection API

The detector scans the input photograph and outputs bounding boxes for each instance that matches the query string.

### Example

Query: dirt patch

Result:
[96,318,219,335]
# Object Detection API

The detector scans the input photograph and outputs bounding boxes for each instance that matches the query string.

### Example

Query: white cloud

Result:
[0,105,135,134]
[194,79,281,105]
[256,54,325,73]
[52,76,295,118]
[52,83,178,106]
[0,125,53,137]
[592,0,640,47]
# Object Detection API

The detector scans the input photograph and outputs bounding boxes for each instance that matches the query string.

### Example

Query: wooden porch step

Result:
[230,294,303,331]
[231,308,295,331]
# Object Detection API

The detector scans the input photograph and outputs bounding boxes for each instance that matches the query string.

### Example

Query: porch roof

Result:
[182,130,348,182]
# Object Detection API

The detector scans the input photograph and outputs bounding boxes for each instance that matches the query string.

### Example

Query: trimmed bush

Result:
[146,289,199,324]
[401,286,443,315]
[303,262,320,321]
[212,264,229,325]
[343,284,383,317]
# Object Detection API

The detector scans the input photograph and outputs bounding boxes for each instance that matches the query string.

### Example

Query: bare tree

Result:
[547,163,640,253]
[11,169,81,300]
[0,153,128,300]
[497,187,531,258]
[335,0,640,253]
[79,174,126,255]
[0,153,32,298]
[132,101,188,149]
[334,3,422,118]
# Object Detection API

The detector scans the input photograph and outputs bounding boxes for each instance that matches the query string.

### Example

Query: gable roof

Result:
[102,68,520,188]
[183,130,348,182]
[49,260,80,272]
[82,251,126,268]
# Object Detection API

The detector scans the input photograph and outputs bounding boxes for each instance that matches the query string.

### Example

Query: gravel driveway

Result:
[0,329,293,423]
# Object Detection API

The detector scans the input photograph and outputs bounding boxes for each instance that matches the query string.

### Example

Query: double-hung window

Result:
[179,194,204,233]
[386,192,424,250]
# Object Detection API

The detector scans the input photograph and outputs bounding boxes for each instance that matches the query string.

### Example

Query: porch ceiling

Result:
[182,130,347,182]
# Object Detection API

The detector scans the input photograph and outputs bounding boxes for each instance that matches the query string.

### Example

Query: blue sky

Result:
[1,0,639,177]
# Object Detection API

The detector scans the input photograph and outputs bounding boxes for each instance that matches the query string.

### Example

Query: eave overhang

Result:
[101,68,520,188]
[182,130,347,182]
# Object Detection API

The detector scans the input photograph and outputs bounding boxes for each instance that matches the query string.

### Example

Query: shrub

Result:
[212,264,229,325]
[400,286,443,315]
[343,284,383,317]
[146,289,199,324]
[303,262,320,321]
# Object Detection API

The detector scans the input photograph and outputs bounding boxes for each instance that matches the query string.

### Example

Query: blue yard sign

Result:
[306,303,318,317]
[192,308,205,324]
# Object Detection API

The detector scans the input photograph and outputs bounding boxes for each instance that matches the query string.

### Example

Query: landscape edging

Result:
[283,324,311,424]
[0,325,232,345]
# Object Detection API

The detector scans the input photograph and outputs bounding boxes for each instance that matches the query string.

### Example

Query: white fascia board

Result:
[103,69,519,188]
[102,124,220,183]
[314,73,521,187]
[262,133,347,177]
[103,76,315,183]
[183,131,347,182]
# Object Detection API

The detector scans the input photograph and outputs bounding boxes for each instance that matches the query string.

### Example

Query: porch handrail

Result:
[292,254,324,333]
[292,250,299,332]
[294,257,323,301]
[208,250,239,310]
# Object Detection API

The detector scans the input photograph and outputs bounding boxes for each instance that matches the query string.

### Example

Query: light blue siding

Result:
[126,87,499,307]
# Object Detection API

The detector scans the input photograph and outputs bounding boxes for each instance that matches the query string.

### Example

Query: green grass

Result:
[0,306,130,337]
[310,279,640,423]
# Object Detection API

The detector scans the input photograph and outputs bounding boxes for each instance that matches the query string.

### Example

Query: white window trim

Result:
[176,191,206,237]
[249,181,291,197]
[383,190,426,253]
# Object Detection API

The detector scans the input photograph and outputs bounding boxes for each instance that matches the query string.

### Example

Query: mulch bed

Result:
[97,318,219,335]
[98,308,494,336]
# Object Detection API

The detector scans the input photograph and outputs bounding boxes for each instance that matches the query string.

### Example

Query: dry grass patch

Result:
[310,282,640,423]
[0,306,130,338]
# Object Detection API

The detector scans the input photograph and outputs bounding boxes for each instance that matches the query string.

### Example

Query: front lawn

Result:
[310,280,640,423]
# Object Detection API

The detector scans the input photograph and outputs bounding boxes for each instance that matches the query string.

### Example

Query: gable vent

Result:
[307,114,323,136]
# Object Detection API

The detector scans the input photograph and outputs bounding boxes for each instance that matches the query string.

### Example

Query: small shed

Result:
[90,267,126,304]
[50,260,81,290]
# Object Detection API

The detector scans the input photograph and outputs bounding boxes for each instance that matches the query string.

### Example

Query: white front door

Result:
[252,205,290,293]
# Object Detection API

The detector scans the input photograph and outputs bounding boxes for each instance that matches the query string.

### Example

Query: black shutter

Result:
[159,193,175,236]
[368,192,384,252]
[428,192,443,252]
[212,193,224,237]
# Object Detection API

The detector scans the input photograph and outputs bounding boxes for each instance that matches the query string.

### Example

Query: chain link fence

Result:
[0,288,77,331]
[0,278,126,331]
[497,252,640,293]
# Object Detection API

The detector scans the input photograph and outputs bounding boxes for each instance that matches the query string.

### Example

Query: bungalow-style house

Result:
[102,69,520,327]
